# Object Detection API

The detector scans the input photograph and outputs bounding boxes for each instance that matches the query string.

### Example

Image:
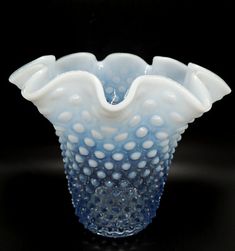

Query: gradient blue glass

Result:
[58,68,175,237]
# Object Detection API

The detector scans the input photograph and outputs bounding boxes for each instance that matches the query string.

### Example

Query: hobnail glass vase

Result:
[9,53,231,238]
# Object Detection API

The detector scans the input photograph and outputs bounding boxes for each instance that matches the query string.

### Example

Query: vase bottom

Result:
[92,224,145,238]
[72,184,163,238]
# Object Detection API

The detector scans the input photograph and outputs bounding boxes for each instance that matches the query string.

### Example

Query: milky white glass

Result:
[9,53,231,238]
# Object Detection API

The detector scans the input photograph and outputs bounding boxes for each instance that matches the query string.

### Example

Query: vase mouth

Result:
[9,52,231,117]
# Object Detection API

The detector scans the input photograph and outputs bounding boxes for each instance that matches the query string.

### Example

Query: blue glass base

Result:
[64,161,167,238]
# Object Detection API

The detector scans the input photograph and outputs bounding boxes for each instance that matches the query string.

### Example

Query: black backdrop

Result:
[0,1,234,251]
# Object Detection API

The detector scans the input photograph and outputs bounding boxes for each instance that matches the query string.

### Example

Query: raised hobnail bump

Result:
[9,53,231,238]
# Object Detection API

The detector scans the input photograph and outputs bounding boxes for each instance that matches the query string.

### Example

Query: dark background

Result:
[0,0,234,250]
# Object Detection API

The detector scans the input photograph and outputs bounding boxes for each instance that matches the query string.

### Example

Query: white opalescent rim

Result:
[9,53,231,114]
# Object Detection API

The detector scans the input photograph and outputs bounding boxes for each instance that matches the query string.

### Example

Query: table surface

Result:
[0,142,234,251]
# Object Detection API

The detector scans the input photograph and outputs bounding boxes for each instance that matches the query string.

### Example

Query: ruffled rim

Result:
[9,53,231,114]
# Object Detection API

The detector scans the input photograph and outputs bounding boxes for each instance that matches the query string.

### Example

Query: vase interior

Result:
[56,53,187,105]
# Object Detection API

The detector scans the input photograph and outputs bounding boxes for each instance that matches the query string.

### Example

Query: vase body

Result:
[60,108,175,237]
[9,53,231,237]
